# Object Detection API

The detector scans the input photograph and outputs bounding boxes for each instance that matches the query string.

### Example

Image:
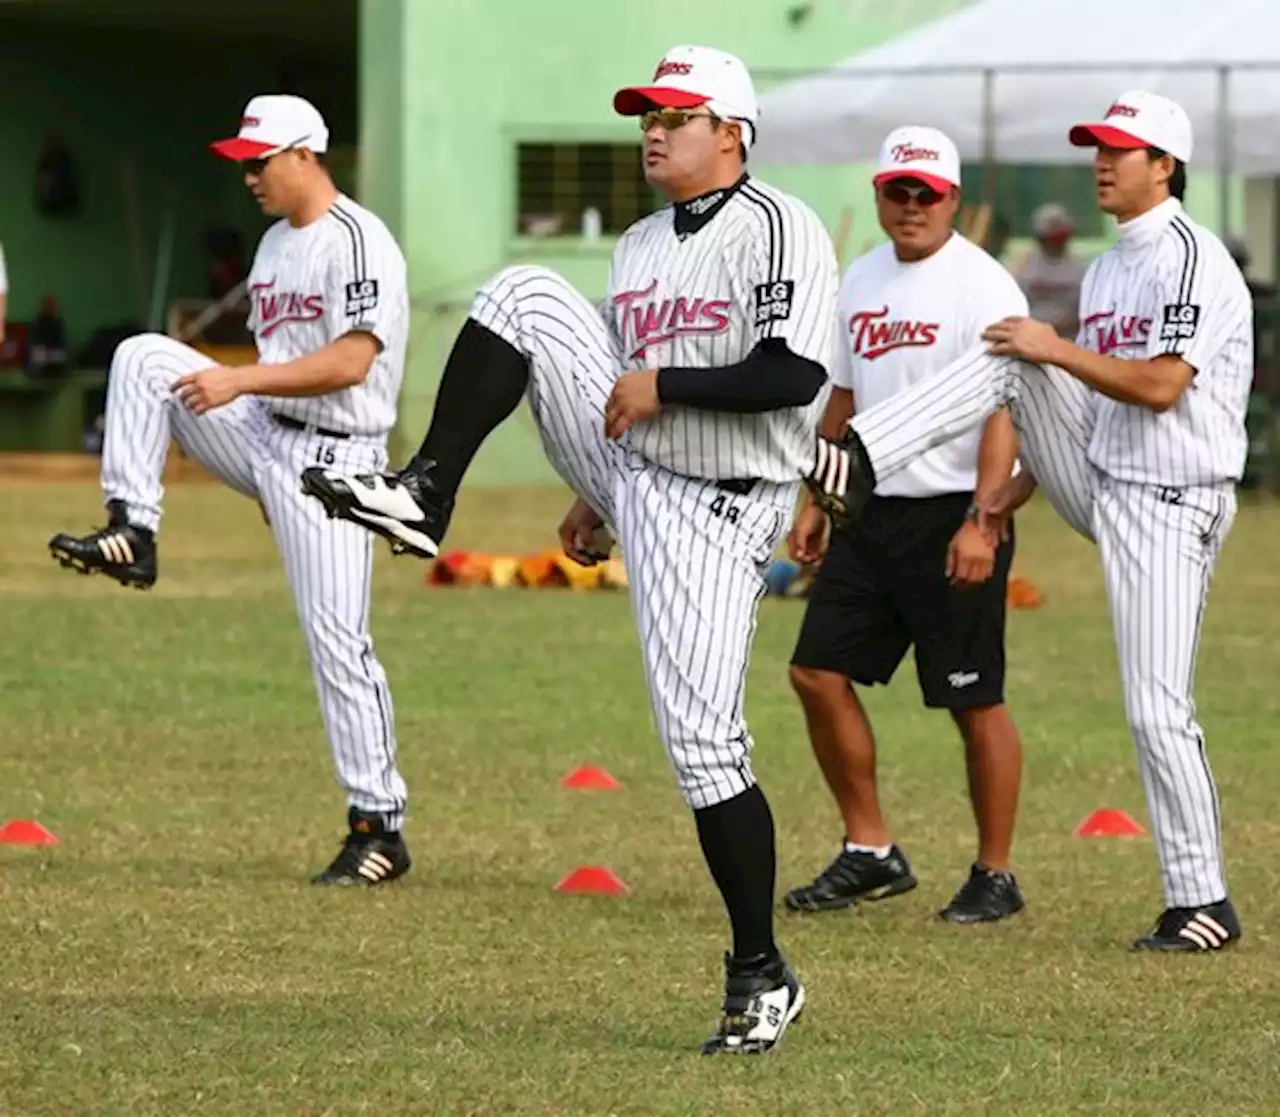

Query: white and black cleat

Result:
[1132,898,1242,953]
[48,500,157,589]
[312,808,411,887]
[300,464,451,560]
[701,951,806,1055]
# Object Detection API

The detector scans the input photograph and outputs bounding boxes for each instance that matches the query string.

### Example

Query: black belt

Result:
[272,412,351,440]
[716,477,759,496]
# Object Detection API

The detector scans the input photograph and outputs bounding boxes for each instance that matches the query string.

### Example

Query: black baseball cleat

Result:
[311,808,412,887]
[1131,898,1241,953]
[803,426,876,526]
[48,499,157,589]
[701,951,806,1055]
[784,843,917,913]
[938,863,1026,924]
[300,459,453,559]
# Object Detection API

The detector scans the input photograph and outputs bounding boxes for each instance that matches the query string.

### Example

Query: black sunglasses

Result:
[241,139,308,177]
[880,180,948,207]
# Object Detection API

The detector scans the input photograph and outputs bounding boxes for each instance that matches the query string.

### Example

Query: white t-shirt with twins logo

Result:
[833,232,1028,498]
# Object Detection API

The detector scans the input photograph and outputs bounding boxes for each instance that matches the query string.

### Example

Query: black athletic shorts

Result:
[790,491,1014,710]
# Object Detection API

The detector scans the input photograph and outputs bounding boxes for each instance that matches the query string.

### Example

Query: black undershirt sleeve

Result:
[655,338,827,414]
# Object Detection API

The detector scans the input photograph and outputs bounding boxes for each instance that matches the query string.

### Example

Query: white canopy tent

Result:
[753,0,1280,235]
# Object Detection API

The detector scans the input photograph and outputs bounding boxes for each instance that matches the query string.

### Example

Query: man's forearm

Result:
[973,407,1019,503]
[1046,334,1187,410]
[819,386,855,440]
[238,336,375,398]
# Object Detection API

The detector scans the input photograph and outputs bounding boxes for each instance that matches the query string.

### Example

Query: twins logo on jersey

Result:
[848,306,940,360]
[1083,309,1152,355]
[612,279,732,360]
[252,279,324,339]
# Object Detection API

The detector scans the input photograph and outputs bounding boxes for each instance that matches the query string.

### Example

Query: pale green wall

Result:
[358,1,1249,482]
[359,0,974,479]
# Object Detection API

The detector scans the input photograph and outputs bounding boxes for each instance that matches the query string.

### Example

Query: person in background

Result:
[0,240,8,350]
[1014,203,1088,339]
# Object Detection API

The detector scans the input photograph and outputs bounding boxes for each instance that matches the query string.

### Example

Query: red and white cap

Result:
[1069,90,1192,163]
[210,94,329,161]
[613,45,759,147]
[873,125,961,193]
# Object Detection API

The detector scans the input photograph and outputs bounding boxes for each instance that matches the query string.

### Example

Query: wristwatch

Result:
[964,501,982,524]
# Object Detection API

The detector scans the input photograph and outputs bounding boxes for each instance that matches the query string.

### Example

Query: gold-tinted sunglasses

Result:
[640,108,721,133]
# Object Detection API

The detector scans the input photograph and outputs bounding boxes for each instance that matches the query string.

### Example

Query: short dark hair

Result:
[708,112,749,165]
[1146,147,1186,201]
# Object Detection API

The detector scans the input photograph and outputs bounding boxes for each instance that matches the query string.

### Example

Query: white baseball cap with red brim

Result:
[210,94,330,161]
[613,45,759,147]
[872,125,962,194]
[1069,90,1193,163]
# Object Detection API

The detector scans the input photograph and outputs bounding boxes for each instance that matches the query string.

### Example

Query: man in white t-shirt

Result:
[1013,203,1088,339]
[785,127,1028,925]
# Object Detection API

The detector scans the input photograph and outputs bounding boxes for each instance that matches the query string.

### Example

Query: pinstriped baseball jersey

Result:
[608,176,839,482]
[1081,198,1253,485]
[247,194,408,437]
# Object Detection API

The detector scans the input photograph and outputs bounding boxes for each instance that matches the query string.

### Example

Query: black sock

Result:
[694,784,779,962]
[411,319,529,493]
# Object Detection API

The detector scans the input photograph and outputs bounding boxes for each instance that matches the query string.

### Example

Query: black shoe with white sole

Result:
[300,460,453,559]
[784,844,917,913]
[1131,898,1241,953]
[312,808,411,887]
[700,951,806,1055]
[937,863,1025,924]
[48,499,157,589]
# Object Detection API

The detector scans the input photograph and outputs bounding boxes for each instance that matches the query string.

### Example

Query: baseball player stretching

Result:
[302,45,832,1051]
[49,96,414,888]
[807,91,1252,952]
[786,127,1028,926]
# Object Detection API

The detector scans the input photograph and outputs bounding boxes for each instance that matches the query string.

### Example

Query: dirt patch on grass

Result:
[0,452,218,486]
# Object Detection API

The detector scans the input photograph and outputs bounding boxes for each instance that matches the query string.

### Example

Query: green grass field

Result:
[2,476,1279,1116]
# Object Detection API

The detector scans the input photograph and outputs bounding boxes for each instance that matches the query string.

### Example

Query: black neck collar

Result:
[673,174,748,238]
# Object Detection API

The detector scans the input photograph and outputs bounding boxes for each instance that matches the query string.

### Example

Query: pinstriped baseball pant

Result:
[472,265,793,810]
[849,348,1232,908]
[99,333,408,829]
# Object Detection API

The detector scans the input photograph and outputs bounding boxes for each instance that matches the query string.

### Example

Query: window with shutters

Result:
[515,142,663,238]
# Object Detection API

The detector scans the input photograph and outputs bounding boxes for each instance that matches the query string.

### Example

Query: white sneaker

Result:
[701,952,806,1055]
[300,465,451,559]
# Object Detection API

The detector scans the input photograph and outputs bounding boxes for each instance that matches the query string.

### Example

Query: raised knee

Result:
[110,332,172,379]
[789,663,848,705]
[482,264,566,301]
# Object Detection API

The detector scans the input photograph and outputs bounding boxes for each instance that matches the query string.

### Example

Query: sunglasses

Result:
[241,141,307,177]
[640,108,720,133]
[879,180,948,207]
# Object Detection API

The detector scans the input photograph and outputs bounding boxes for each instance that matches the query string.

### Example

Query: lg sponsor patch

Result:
[1159,302,1200,342]
[753,280,795,326]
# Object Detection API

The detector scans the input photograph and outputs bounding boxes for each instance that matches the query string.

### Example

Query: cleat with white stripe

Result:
[48,500,157,589]
[802,426,876,527]
[312,807,411,887]
[1131,898,1242,953]
[701,951,806,1055]
[300,462,452,561]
